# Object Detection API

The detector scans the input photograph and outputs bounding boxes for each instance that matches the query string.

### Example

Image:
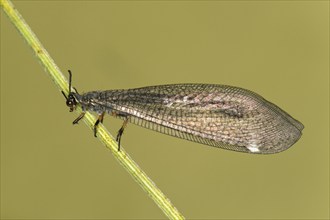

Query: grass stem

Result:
[1,0,185,219]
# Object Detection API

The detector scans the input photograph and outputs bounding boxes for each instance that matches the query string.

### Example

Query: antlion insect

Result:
[62,70,304,154]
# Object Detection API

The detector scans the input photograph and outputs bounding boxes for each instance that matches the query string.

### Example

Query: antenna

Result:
[68,70,72,94]
[61,70,73,100]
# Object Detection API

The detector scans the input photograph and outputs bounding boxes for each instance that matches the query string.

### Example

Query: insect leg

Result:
[94,112,105,137]
[72,112,86,124]
[116,117,129,151]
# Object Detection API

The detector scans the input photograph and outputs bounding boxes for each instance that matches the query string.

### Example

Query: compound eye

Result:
[66,99,74,107]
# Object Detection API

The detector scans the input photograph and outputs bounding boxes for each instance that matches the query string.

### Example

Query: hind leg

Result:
[116,117,129,151]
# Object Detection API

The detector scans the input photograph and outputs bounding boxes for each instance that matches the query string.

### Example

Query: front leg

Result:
[72,112,86,124]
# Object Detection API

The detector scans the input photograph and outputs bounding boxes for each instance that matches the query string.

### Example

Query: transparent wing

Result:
[86,84,303,154]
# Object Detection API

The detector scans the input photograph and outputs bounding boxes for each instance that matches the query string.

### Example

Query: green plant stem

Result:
[1,0,185,219]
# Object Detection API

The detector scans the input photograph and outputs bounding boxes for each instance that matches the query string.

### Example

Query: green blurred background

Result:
[1,1,329,219]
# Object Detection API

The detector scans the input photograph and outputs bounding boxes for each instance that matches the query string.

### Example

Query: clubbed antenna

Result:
[61,70,78,112]
[61,70,73,100]
[68,70,72,94]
